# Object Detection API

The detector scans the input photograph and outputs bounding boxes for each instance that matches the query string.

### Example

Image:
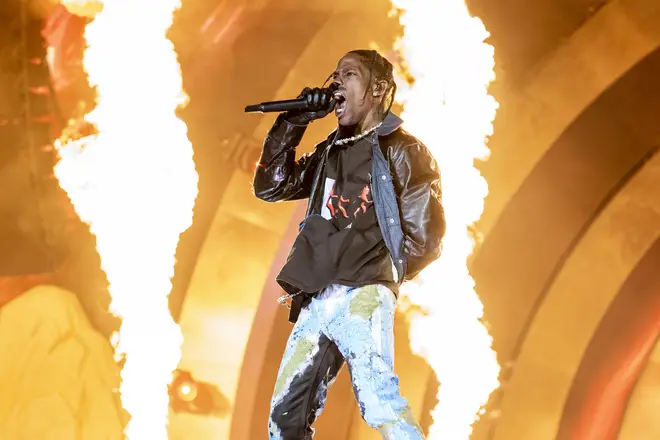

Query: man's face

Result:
[331,54,375,127]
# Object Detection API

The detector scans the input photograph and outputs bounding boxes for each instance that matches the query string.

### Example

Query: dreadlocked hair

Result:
[348,49,397,115]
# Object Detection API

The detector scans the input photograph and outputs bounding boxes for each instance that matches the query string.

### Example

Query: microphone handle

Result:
[244,98,308,114]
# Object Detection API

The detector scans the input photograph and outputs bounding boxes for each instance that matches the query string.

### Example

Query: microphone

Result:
[244,84,338,114]
[244,99,307,114]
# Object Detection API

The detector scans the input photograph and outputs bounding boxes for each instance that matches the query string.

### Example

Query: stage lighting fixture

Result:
[169,369,231,417]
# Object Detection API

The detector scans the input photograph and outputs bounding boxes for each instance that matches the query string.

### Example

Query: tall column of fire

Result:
[54,1,198,439]
[391,1,501,438]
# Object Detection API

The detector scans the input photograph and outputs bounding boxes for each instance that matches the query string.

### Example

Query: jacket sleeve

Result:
[390,141,446,280]
[252,113,320,202]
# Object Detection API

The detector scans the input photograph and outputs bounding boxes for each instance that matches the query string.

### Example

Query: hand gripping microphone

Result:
[244,83,338,114]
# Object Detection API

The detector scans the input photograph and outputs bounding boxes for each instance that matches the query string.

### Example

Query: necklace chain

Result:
[335,122,383,146]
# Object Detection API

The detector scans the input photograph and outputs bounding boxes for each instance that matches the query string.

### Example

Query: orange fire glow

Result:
[53,0,198,438]
[390,1,501,438]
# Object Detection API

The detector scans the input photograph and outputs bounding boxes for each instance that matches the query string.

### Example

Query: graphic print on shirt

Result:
[320,177,373,228]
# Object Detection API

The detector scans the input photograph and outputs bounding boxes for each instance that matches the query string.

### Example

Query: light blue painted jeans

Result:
[268,284,425,440]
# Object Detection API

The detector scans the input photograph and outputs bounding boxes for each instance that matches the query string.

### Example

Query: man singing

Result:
[253,49,446,440]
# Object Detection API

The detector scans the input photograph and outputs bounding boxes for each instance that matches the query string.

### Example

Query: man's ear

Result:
[372,79,389,97]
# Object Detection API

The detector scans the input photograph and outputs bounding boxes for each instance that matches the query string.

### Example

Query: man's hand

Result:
[284,87,336,125]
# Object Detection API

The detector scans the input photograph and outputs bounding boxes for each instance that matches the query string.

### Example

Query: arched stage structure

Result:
[0,0,658,439]
[173,0,660,439]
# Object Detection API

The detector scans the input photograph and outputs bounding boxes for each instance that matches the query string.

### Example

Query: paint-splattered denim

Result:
[268,284,425,440]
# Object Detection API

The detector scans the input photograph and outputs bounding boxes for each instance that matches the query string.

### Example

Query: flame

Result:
[53,1,197,438]
[390,1,500,438]
[61,0,102,18]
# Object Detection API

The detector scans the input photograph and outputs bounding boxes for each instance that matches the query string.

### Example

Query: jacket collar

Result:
[376,112,403,136]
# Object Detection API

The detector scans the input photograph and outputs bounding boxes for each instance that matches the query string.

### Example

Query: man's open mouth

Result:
[333,91,347,117]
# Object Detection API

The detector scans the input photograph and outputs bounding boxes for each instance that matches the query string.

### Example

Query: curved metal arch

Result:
[466,42,660,440]
[618,338,660,439]
[480,0,660,235]
[555,239,660,440]
[491,150,660,440]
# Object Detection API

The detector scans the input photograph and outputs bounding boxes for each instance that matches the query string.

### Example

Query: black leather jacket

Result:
[253,112,446,320]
